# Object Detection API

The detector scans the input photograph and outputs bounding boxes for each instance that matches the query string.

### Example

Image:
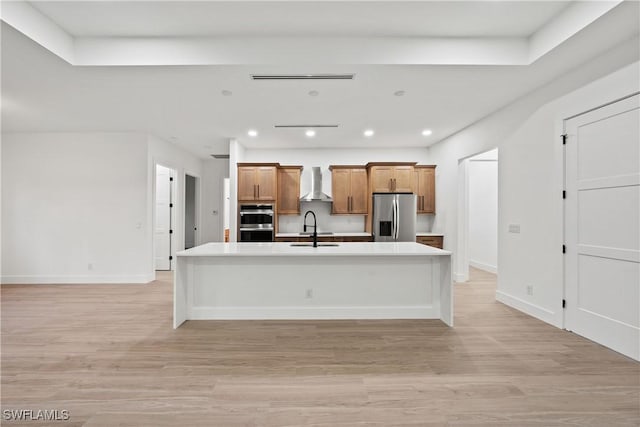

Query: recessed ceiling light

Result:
[305,129,316,137]
[247,130,258,137]
[394,90,405,97]
[422,129,433,136]
[308,90,319,97]
[363,129,375,137]
[222,90,232,96]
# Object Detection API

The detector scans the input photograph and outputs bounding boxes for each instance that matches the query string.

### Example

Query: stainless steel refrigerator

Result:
[372,193,417,242]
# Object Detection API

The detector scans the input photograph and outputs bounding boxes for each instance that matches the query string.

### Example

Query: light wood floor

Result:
[2,268,638,426]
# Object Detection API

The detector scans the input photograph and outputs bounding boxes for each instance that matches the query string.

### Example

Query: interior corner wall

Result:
[428,38,639,327]
[146,135,203,272]
[1,132,151,283]
[200,158,229,243]
[228,139,245,243]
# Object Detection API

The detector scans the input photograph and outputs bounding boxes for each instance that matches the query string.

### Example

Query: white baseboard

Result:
[454,272,469,283]
[190,305,440,320]
[469,260,497,274]
[495,290,560,327]
[1,273,155,285]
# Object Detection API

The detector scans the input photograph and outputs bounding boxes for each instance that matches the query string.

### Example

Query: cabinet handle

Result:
[349,196,352,212]
[422,196,424,210]
[257,185,260,199]
[253,185,256,198]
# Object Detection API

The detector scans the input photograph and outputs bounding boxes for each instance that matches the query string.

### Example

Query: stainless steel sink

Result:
[290,243,340,247]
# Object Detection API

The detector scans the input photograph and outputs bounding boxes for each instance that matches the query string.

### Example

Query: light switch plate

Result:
[508,224,521,233]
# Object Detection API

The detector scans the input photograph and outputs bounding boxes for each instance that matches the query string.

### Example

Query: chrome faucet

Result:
[303,210,318,248]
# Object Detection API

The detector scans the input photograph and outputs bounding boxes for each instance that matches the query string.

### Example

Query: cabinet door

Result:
[238,167,257,200]
[393,166,415,193]
[255,167,277,200]
[349,168,368,213]
[416,167,435,213]
[278,168,301,214]
[331,168,351,214]
[370,166,394,192]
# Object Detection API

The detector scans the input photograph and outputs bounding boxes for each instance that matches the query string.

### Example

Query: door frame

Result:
[456,147,499,282]
[153,161,178,272]
[561,91,640,330]
[561,93,640,357]
[184,172,201,249]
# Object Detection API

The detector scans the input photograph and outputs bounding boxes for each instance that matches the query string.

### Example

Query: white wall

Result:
[2,132,151,283]
[228,139,245,242]
[200,158,229,243]
[1,132,204,284]
[428,35,639,282]
[497,61,640,327]
[428,37,639,327]
[467,149,498,273]
[242,147,434,233]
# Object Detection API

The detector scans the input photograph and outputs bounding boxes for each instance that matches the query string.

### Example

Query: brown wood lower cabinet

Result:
[416,235,443,249]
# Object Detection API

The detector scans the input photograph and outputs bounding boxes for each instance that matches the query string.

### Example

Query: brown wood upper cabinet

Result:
[415,165,436,213]
[277,166,303,214]
[329,166,368,214]
[367,162,416,193]
[237,163,278,201]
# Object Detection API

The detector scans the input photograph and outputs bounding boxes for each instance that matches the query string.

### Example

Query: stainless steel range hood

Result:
[300,167,332,202]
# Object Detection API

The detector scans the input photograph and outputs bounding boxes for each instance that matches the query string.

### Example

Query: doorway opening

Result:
[457,148,499,282]
[154,164,176,271]
[184,174,199,249]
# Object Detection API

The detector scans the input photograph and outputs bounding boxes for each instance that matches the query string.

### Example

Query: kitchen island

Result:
[173,242,452,328]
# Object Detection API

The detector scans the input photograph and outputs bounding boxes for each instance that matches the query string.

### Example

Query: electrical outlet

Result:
[508,224,521,233]
[305,289,313,299]
[88,263,93,270]
[526,285,533,296]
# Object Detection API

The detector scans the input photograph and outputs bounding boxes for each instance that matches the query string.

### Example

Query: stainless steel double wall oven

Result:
[238,204,274,242]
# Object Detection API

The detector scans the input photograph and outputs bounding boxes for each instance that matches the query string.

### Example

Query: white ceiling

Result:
[1,1,639,158]
[29,1,570,38]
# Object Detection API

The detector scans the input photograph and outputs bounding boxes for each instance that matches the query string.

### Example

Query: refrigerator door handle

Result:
[396,197,400,239]
[393,196,398,240]
[391,197,396,240]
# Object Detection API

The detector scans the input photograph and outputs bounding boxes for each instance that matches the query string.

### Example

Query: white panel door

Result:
[565,94,640,361]
[155,165,173,271]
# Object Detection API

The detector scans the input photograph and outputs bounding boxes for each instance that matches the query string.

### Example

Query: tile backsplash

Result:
[278,200,435,234]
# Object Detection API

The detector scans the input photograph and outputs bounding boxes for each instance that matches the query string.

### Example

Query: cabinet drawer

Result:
[416,236,443,249]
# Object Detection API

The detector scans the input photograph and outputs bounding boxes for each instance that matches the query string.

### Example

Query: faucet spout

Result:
[303,210,318,248]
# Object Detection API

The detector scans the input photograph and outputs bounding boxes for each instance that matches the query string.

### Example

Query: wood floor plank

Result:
[2,268,638,426]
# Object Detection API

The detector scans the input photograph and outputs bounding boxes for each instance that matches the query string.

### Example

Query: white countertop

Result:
[276,232,372,237]
[416,232,444,237]
[178,242,451,257]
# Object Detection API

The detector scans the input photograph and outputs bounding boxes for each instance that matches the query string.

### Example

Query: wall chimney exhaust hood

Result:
[300,167,332,202]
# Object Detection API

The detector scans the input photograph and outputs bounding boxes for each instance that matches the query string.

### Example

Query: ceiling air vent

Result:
[251,74,355,80]
[274,124,339,128]
[211,154,230,159]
